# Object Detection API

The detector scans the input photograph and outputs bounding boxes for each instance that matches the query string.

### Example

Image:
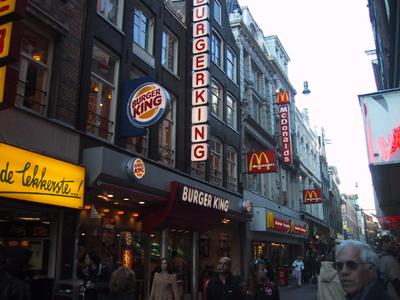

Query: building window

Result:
[226,147,237,191]
[161,30,178,75]
[97,0,124,28]
[252,95,262,124]
[191,161,206,179]
[159,95,176,166]
[165,0,186,24]
[211,80,223,119]
[211,32,222,68]
[226,94,237,130]
[226,47,236,82]
[213,0,222,25]
[86,42,118,141]
[16,27,52,115]
[210,137,223,186]
[133,7,153,54]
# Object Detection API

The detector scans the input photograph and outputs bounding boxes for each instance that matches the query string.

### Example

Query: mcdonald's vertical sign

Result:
[0,0,26,108]
[191,0,210,161]
[276,91,293,165]
[303,189,322,204]
[247,150,276,174]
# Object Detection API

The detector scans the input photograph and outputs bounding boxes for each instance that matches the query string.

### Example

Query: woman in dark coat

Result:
[246,259,280,300]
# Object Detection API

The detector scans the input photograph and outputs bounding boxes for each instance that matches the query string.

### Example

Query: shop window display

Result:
[78,205,146,300]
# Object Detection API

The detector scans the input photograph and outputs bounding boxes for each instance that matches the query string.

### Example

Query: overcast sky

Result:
[237,0,377,212]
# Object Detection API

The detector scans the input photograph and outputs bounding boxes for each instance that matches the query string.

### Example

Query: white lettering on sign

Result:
[191,143,208,161]
[191,124,208,142]
[193,53,209,71]
[192,88,209,106]
[181,185,229,212]
[192,106,208,124]
[279,104,292,165]
[191,0,210,161]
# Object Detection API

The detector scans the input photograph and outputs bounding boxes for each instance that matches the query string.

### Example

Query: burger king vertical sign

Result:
[191,0,210,162]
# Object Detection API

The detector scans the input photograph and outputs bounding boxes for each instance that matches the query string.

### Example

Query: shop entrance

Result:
[0,203,59,300]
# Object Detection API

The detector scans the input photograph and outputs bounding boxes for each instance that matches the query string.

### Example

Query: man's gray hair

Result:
[336,240,378,266]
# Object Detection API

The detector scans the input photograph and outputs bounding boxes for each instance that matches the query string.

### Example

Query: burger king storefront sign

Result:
[120,78,170,136]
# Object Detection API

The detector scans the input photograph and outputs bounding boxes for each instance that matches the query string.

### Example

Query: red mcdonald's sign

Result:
[276,90,290,105]
[303,189,322,204]
[247,150,276,174]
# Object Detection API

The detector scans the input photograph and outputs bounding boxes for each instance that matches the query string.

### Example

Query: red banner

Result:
[273,217,290,232]
[247,150,276,174]
[293,224,307,235]
[303,189,322,204]
[379,216,400,230]
[279,105,292,165]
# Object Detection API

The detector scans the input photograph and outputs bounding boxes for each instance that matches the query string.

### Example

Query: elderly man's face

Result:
[336,246,375,297]
[217,258,231,274]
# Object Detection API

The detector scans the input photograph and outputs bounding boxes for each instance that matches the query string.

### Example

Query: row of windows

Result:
[211,32,237,83]
[191,137,238,191]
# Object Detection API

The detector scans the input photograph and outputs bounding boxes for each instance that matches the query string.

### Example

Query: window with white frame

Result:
[226,47,236,82]
[211,32,223,68]
[161,30,178,75]
[211,79,223,119]
[210,137,223,186]
[213,0,222,25]
[16,26,53,115]
[226,94,237,130]
[159,94,176,166]
[86,42,118,141]
[226,146,237,191]
[133,7,154,54]
[97,0,124,28]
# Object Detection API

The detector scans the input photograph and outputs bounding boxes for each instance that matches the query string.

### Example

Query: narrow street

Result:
[280,282,318,300]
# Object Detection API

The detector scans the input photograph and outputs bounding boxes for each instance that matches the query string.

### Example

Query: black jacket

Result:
[207,273,244,300]
[245,281,280,300]
[346,279,393,300]
[0,270,31,300]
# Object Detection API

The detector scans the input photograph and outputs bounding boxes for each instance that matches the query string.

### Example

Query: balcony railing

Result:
[159,145,175,166]
[227,175,238,191]
[210,169,222,186]
[16,80,48,115]
[87,109,114,140]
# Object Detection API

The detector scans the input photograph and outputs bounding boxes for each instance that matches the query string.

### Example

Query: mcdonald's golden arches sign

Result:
[276,90,290,105]
[303,189,322,204]
[247,150,276,174]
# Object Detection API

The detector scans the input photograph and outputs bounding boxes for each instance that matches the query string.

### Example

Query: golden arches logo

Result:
[303,189,322,203]
[266,212,274,229]
[248,150,276,173]
[276,91,290,105]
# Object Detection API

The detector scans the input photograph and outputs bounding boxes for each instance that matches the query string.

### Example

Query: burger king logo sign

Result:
[127,82,170,127]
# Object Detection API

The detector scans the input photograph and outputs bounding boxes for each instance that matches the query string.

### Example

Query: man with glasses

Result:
[334,240,392,300]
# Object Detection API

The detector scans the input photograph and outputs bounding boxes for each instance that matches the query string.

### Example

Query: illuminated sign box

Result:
[247,150,276,174]
[303,189,322,204]
[359,88,400,165]
[0,143,85,209]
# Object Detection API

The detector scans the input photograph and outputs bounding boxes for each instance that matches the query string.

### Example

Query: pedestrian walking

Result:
[207,257,243,300]
[377,235,400,300]
[78,251,112,300]
[317,260,346,300]
[105,266,136,300]
[149,258,179,300]
[0,247,31,300]
[334,240,392,300]
[292,256,304,287]
[245,258,280,300]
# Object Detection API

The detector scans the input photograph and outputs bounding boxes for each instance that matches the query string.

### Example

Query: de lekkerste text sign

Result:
[0,143,85,209]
